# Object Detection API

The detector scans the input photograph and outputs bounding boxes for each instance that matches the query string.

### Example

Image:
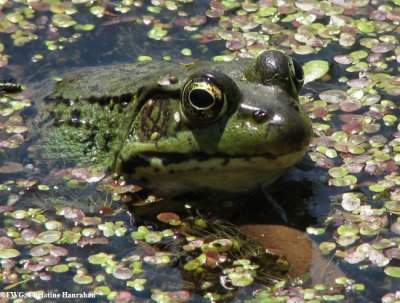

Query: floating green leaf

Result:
[94,286,111,296]
[303,60,329,84]
[88,252,110,265]
[52,14,77,28]
[319,242,336,254]
[36,231,62,243]
[127,278,147,291]
[73,274,93,284]
[384,266,400,278]
[51,264,69,273]
[0,248,20,258]
[228,272,254,287]
[181,48,192,56]
[148,27,168,40]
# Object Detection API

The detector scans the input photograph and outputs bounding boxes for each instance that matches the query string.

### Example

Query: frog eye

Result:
[289,58,304,92]
[181,77,227,123]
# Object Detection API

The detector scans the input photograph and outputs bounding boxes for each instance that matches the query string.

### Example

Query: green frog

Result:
[39,51,312,195]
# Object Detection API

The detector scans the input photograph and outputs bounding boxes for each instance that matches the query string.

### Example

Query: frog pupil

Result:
[189,88,215,109]
[181,77,226,123]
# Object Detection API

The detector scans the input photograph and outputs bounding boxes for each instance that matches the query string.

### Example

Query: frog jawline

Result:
[131,150,307,195]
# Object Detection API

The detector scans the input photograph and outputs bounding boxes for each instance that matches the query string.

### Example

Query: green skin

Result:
[41,51,313,195]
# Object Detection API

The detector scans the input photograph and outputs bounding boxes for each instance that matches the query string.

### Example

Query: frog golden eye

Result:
[181,77,227,122]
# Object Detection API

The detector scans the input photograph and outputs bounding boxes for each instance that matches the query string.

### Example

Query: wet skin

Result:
[40,51,313,195]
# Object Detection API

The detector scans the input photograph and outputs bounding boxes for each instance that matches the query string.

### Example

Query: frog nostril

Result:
[253,109,269,123]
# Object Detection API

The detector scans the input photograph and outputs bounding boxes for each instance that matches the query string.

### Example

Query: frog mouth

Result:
[128,151,278,166]
[124,151,308,195]
[118,149,307,176]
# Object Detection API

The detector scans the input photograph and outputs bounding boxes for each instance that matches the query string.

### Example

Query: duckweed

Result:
[73,274,93,284]
[0,248,20,258]
[35,231,62,244]
[303,60,330,84]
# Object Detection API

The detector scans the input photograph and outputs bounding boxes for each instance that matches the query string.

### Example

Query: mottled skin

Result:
[41,51,312,195]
